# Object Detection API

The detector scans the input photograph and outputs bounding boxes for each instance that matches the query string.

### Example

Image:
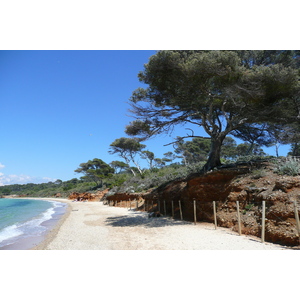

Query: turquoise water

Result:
[0,198,66,249]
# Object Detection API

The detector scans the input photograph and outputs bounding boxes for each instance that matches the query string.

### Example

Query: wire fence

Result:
[104,197,300,246]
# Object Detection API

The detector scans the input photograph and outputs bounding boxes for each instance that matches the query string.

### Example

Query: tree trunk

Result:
[293,142,299,156]
[131,158,144,176]
[129,168,136,176]
[202,135,224,172]
[275,142,279,157]
[183,155,188,166]
[122,155,136,176]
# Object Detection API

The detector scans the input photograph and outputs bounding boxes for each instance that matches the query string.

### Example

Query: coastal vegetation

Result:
[125,50,300,171]
[0,154,298,198]
[2,50,300,198]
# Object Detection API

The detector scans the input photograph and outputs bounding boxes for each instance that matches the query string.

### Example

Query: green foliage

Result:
[288,142,300,156]
[251,169,266,179]
[0,187,11,195]
[274,157,300,176]
[108,163,203,194]
[0,177,103,198]
[220,137,238,159]
[126,50,300,171]
[4,51,300,197]
[109,137,146,176]
[242,203,255,215]
[1,155,298,199]
[110,160,129,174]
[232,123,274,154]
[107,173,131,188]
[140,150,155,169]
[109,138,146,155]
[173,136,266,166]
[245,204,254,210]
[235,155,270,163]
[174,137,210,164]
[75,158,114,186]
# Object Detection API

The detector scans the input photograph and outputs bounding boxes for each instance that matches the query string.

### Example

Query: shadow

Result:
[105,212,191,228]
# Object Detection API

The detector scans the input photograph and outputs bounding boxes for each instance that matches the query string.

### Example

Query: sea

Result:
[0,198,67,250]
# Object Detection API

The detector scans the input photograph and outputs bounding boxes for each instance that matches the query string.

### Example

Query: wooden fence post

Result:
[158,200,160,212]
[164,200,166,216]
[236,201,242,235]
[179,200,183,220]
[171,201,174,219]
[261,201,266,243]
[293,200,300,243]
[136,199,138,210]
[129,201,131,211]
[213,201,217,230]
[193,200,197,225]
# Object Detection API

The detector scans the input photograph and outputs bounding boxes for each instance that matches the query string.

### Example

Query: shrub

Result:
[236,155,270,163]
[274,157,300,176]
[251,169,266,179]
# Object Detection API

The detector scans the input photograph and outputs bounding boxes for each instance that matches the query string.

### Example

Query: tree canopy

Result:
[109,137,146,176]
[74,158,114,186]
[126,50,300,171]
[110,160,129,173]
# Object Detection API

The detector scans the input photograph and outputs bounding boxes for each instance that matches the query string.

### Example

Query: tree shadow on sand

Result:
[105,212,191,228]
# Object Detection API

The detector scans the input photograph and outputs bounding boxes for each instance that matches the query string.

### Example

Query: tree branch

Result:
[164,135,210,147]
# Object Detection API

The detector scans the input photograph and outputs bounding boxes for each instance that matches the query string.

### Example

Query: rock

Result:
[104,163,300,246]
[273,177,300,192]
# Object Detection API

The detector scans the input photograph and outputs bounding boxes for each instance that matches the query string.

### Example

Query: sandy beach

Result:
[30,198,286,250]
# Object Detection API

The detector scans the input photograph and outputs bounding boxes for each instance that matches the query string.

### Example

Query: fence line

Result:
[294,199,300,243]
[261,200,266,243]
[236,201,242,236]
[103,197,300,245]
[193,200,197,225]
[213,201,217,230]
[179,200,183,220]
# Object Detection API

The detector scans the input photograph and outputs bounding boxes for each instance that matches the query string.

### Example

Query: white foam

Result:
[0,224,23,246]
[45,200,65,209]
[0,201,65,247]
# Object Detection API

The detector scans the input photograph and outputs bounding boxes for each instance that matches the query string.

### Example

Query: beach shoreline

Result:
[0,197,71,250]
[25,198,286,250]
[30,198,72,250]
[17,197,72,250]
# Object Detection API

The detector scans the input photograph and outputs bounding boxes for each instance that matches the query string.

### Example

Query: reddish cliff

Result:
[106,162,300,246]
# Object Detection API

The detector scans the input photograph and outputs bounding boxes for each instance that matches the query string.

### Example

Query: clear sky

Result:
[0,50,155,184]
[0,50,291,185]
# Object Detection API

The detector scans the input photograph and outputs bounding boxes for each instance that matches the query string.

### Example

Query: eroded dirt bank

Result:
[106,162,300,247]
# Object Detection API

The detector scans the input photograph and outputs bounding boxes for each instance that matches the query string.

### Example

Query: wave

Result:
[0,200,66,248]
[0,225,23,244]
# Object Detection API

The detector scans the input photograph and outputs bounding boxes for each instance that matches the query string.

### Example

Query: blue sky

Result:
[0,50,291,185]
[0,50,155,184]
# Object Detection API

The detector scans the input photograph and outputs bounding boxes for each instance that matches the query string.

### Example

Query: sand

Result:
[31,198,286,250]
